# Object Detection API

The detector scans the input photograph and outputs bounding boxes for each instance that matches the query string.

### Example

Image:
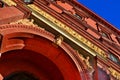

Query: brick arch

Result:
[0,24,90,80]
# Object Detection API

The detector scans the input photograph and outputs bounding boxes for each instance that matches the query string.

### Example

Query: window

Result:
[23,0,34,4]
[101,32,109,38]
[109,52,120,65]
[96,23,112,40]
[99,30,112,41]
[74,14,82,20]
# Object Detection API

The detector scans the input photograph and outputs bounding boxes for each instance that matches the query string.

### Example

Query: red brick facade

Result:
[0,0,120,80]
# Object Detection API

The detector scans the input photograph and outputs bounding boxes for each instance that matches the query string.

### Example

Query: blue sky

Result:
[78,0,120,30]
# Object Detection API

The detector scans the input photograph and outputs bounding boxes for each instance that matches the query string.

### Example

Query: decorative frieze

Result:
[2,0,17,6]
[10,19,45,30]
[108,67,120,80]
[27,4,107,58]
[10,19,36,26]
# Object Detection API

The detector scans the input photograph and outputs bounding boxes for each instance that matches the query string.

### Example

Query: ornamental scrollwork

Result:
[10,19,45,30]
[77,51,94,74]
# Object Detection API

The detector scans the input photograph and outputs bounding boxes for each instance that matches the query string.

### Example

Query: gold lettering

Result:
[2,0,17,6]
[109,67,120,80]
[27,4,107,58]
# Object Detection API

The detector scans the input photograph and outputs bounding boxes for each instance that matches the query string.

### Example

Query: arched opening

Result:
[0,24,89,80]
[4,71,38,80]
[0,49,64,80]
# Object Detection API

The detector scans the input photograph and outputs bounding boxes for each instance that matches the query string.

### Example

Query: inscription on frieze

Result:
[27,4,107,58]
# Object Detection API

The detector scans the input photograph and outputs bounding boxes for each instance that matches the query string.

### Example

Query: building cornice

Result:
[70,0,120,35]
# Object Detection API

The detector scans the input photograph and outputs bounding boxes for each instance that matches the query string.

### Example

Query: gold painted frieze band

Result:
[27,4,107,58]
[109,67,120,80]
[2,0,17,6]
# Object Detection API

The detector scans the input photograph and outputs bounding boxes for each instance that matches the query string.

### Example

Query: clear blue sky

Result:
[78,0,120,30]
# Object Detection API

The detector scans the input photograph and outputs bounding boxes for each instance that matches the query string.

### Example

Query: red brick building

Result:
[0,0,120,80]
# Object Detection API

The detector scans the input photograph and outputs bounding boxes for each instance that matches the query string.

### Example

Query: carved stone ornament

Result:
[54,35,63,46]
[77,51,94,74]
[10,19,45,30]
[10,19,35,26]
